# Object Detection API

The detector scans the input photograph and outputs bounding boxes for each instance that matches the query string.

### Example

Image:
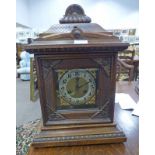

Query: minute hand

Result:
[78,81,90,89]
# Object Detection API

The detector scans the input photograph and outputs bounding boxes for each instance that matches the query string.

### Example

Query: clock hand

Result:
[75,77,80,91]
[78,81,89,89]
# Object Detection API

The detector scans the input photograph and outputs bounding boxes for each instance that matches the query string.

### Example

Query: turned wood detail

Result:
[71,26,85,39]
[59,4,91,24]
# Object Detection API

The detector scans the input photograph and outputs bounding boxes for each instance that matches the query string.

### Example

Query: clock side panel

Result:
[35,53,117,126]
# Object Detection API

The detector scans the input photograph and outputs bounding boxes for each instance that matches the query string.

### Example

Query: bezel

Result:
[59,69,96,105]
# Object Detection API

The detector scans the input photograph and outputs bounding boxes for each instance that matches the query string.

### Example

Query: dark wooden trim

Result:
[109,53,118,121]
[35,56,48,125]
[26,44,128,55]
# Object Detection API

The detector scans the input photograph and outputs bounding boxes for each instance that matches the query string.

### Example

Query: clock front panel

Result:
[36,53,116,126]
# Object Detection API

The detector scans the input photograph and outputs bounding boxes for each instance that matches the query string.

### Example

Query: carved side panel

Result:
[42,59,66,121]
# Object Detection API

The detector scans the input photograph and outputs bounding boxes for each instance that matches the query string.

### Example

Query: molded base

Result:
[31,123,126,148]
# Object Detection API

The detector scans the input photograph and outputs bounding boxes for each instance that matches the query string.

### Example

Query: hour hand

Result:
[75,77,80,91]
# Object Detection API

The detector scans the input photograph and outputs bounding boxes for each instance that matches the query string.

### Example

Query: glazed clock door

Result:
[36,54,114,126]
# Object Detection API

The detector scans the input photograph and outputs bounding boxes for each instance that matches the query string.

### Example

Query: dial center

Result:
[66,77,88,98]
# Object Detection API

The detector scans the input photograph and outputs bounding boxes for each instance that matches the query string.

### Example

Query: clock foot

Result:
[31,123,126,148]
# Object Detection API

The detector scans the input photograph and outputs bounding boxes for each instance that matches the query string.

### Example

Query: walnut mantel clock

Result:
[26,4,129,147]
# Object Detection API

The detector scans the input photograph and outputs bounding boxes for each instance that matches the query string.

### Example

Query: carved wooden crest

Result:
[59,4,91,23]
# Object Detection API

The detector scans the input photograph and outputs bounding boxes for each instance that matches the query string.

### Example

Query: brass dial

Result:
[59,69,96,105]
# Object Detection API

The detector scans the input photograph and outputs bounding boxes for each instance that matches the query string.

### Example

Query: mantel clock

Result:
[26,4,129,147]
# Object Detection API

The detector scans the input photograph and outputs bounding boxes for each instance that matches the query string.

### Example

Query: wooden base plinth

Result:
[31,123,126,148]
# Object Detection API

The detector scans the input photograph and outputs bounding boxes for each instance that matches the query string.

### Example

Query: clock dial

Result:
[57,69,97,108]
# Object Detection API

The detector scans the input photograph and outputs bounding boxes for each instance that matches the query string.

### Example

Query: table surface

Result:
[28,81,139,155]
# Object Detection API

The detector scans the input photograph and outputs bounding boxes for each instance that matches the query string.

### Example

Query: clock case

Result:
[26,4,129,148]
